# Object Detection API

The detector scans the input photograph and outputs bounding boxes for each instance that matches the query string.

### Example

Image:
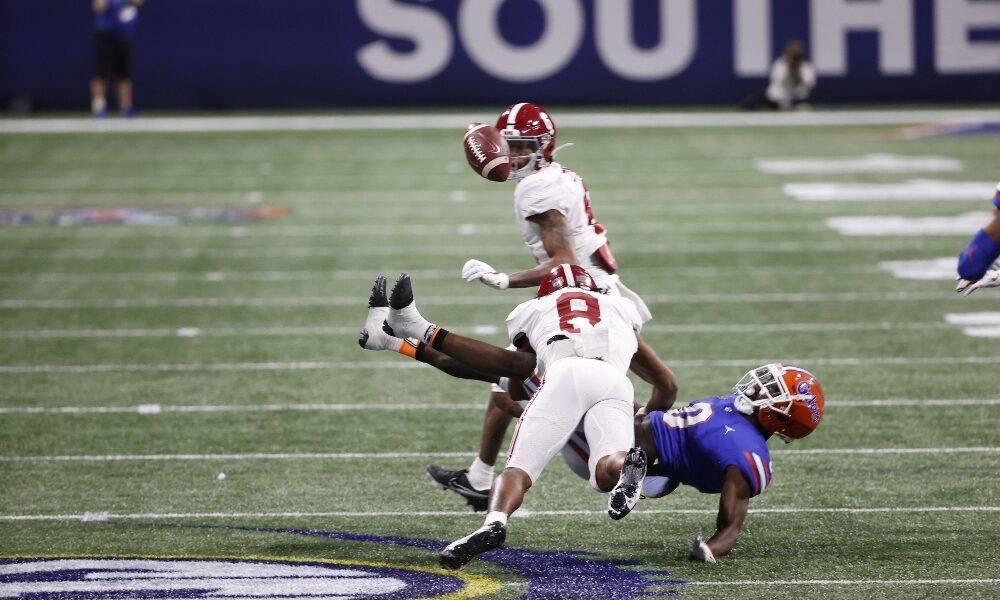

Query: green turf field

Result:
[1,114,999,599]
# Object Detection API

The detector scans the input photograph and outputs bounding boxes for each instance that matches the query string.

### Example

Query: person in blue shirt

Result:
[359,274,826,565]
[634,362,824,562]
[91,0,144,117]
[956,182,1000,296]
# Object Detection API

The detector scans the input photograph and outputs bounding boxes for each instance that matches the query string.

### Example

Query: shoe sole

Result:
[439,525,506,570]
[608,448,647,520]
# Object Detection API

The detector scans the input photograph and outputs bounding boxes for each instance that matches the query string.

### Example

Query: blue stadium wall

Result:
[0,0,997,110]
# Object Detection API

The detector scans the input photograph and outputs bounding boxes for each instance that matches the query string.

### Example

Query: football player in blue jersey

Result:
[635,363,824,562]
[359,274,825,564]
[91,0,143,117]
[956,181,1000,295]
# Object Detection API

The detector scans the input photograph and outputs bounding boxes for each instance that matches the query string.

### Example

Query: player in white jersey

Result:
[428,102,678,509]
[384,265,649,570]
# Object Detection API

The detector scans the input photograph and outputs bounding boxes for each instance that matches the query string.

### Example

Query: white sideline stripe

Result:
[879,257,956,280]
[0,321,953,339]
[755,154,963,174]
[3,355,1000,374]
[785,180,994,202]
[685,579,1000,587]
[3,110,1000,134]
[1,506,998,523]
[945,312,1000,325]
[1,398,998,415]
[827,213,988,236]
[0,240,948,260]
[2,448,997,462]
[0,291,965,310]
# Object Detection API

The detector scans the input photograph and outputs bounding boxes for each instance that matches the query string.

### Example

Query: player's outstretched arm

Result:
[507,210,578,288]
[692,466,751,562]
[628,333,679,412]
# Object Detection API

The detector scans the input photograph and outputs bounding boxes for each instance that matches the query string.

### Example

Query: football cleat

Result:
[358,275,397,351]
[387,273,436,343]
[608,447,646,520]
[427,464,489,512]
[439,521,507,570]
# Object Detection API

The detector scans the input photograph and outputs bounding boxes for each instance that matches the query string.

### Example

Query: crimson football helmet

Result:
[495,102,557,180]
[537,264,597,298]
[733,364,824,442]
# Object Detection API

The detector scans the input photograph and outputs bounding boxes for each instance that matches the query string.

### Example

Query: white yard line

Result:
[2,448,996,463]
[0,321,952,339]
[785,180,994,202]
[0,265,884,284]
[827,213,988,236]
[755,154,963,174]
[2,355,999,374]
[2,398,995,415]
[3,110,999,134]
[0,505,997,523]
[0,240,945,260]
[0,291,963,310]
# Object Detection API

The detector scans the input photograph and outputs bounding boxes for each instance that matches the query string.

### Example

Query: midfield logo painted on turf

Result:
[0,526,683,599]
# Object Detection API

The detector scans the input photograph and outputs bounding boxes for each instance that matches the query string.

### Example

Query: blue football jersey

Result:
[648,394,773,496]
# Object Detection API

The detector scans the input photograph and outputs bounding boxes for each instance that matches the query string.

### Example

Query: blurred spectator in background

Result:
[91,0,143,118]
[742,40,816,111]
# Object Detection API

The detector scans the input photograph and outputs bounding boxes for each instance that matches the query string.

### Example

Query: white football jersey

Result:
[505,288,642,374]
[514,163,609,277]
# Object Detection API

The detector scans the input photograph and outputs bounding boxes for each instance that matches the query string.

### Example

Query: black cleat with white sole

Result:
[426,464,489,512]
[439,521,507,570]
[608,447,646,520]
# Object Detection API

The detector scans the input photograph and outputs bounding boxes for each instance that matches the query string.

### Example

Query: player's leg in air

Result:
[956,182,1000,295]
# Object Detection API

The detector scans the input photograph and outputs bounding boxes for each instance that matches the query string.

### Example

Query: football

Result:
[463,123,511,182]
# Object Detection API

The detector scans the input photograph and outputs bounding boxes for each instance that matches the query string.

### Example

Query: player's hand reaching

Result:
[689,534,717,563]
[956,270,1000,296]
[462,259,509,290]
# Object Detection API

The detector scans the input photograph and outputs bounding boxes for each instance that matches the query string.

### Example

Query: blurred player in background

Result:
[360,273,825,565]
[956,182,1000,295]
[429,102,678,510]
[381,266,650,570]
[91,0,143,118]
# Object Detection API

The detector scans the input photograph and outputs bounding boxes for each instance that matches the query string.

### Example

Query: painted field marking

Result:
[0,321,954,340]
[2,354,1000,374]
[784,180,994,202]
[2,398,996,415]
[755,154,963,174]
[944,312,1000,339]
[879,257,956,280]
[0,264,886,284]
[0,220,831,239]
[0,291,968,311]
[3,110,1000,134]
[827,213,988,236]
[0,240,952,260]
[1,505,998,522]
[2,447,997,463]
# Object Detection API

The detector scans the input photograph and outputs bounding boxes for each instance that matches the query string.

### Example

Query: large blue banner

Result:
[0,0,997,110]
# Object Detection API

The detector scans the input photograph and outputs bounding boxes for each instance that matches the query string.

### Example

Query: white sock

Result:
[484,511,508,527]
[467,457,494,491]
[91,97,106,113]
